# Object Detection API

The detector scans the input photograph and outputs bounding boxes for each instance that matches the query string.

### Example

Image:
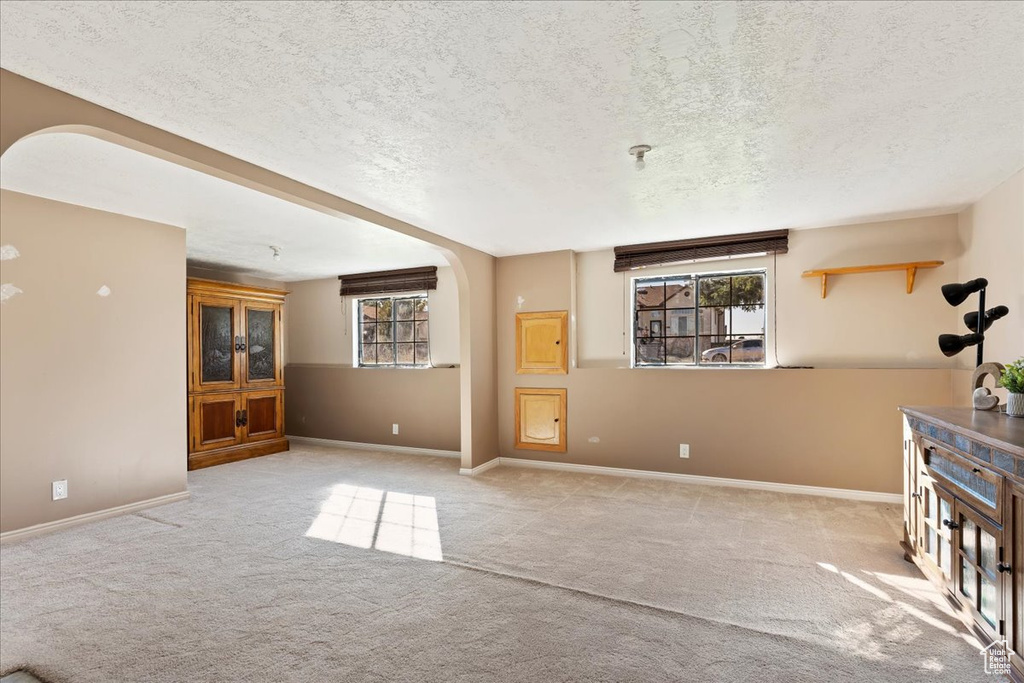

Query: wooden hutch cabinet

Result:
[187,279,288,469]
[901,407,1024,681]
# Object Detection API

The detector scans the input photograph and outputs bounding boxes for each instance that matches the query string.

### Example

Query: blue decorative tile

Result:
[1017,458,1024,478]
[954,434,971,453]
[993,450,1015,474]
[971,443,992,462]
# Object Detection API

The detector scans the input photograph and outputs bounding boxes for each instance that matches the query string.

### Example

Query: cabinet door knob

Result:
[972,468,981,473]
[911,492,922,499]
[235,410,243,427]
[555,340,560,345]
[997,562,1012,573]
[942,519,960,530]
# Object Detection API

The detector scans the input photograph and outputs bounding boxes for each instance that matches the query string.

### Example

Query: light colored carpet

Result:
[1,445,988,682]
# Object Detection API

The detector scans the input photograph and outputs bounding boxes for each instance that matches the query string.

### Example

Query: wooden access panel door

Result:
[241,302,283,388]
[242,390,283,443]
[192,295,242,392]
[192,393,243,452]
[514,388,567,452]
[516,311,568,374]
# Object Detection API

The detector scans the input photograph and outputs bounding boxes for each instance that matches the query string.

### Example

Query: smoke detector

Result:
[629,145,652,171]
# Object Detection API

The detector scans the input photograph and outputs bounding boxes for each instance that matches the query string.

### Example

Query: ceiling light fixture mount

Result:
[270,245,282,262]
[629,145,652,171]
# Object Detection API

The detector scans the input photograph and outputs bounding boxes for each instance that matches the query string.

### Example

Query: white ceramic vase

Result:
[1008,393,1024,418]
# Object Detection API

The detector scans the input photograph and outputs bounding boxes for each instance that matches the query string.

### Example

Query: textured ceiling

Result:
[0,133,447,281]
[1,1,1022,256]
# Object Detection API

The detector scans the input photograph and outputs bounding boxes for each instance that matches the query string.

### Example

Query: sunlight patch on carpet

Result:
[305,484,442,561]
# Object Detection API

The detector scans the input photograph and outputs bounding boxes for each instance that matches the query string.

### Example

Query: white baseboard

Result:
[0,490,191,545]
[459,458,501,476]
[289,438,900,503]
[494,457,902,503]
[287,435,461,459]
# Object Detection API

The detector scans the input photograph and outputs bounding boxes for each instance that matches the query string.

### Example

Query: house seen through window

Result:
[634,271,766,366]
[359,295,430,367]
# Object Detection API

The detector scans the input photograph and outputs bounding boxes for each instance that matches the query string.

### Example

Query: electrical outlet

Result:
[52,479,68,501]
[392,423,399,435]
[679,444,690,459]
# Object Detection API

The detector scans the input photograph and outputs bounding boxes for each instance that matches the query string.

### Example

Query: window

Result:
[359,296,430,367]
[633,271,766,366]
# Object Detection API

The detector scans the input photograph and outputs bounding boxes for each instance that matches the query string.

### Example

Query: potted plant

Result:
[1000,358,1024,418]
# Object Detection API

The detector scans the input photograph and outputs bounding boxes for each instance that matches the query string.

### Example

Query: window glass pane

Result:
[396,321,415,343]
[361,343,376,365]
[961,517,977,561]
[980,577,998,626]
[361,323,376,343]
[415,321,429,341]
[728,305,765,335]
[664,278,694,307]
[960,558,974,600]
[730,273,765,306]
[377,323,394,343]
[377,343,395,364]
[927,527,936,556]
[728,336,764,364]
[397,343,415,365]
[414,343,429,364]
[940,537,951,576]
[377,299,393,322]
[980,529,996,570]
[414,298,429,320]
[666,309,695,337]
[698,276,731,307]
[637,310,665,339]
[636,282,665,309]
[361,301,379,324]
[396,299,414,321]
[636,340,664,364]
[940,498,951,527]
[666,337,694,364]
[698,336,732,364]
[702,307,729,340]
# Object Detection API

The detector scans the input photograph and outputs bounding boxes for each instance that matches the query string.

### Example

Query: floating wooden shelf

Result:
[802,260,944,299]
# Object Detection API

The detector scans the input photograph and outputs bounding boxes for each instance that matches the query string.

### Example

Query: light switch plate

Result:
[679,444,690,459]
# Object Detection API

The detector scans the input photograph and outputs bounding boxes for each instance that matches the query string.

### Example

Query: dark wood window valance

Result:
[613,229,789,272]
[339,266,438,296]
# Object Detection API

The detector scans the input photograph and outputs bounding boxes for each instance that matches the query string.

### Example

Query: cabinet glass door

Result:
[919,475,955,587]
[242,303,281,387]
[1009,482,1023,669]
[194,296,241,391]
[956,500,1003,639]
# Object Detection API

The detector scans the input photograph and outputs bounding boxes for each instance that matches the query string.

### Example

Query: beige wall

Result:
[285,366,460,451]
[286,266,459,367]
[0,191,187,533]
[499,217,964,493]
[957,169,1023,371]
[283,267,462,450]
[578,214,963,369]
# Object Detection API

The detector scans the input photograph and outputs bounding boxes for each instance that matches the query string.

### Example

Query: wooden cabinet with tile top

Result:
[900,407,1024,681]
[187,279,288,470]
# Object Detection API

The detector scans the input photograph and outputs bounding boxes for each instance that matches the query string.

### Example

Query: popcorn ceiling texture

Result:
[0,134,447,281]
[0,1,1022,256]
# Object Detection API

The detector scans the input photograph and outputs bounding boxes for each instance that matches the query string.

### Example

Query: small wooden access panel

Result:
[514,388,567,452]
[187,279,288,470]
[802,260,943,299]
[516,311,568,374]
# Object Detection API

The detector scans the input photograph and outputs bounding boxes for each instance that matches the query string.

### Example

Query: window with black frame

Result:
[634,271,766,366]
[359,296,430,367]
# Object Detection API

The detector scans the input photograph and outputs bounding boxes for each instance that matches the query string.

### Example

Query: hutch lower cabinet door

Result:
[187,279,288,470]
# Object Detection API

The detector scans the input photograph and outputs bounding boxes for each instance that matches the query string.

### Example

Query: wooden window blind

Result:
[613,229,788,272]
[339,266,438,296]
